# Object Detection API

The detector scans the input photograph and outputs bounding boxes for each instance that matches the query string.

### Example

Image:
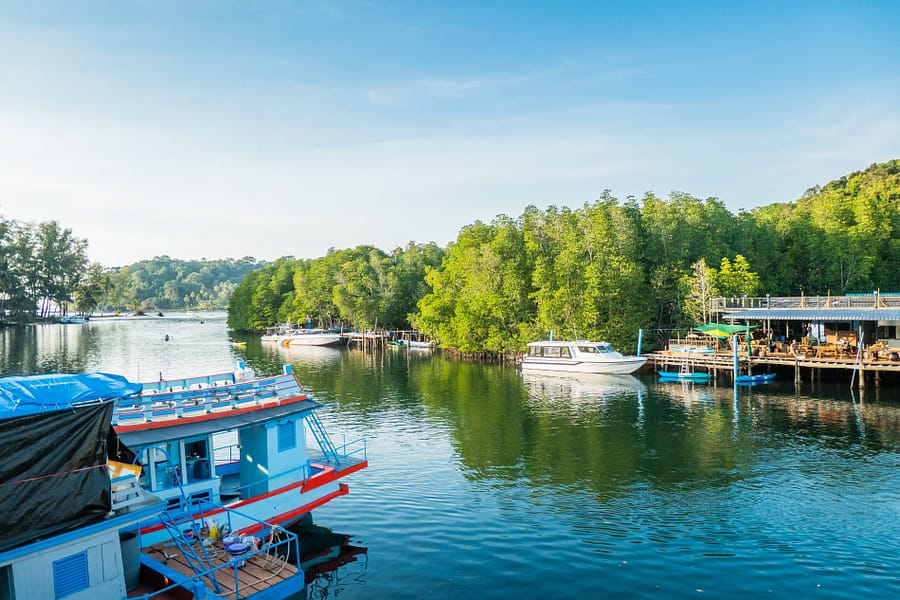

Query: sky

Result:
[1,1,899,267]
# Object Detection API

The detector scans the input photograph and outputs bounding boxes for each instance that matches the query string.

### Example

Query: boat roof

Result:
[116,397,321,446]
[0,372,142,418]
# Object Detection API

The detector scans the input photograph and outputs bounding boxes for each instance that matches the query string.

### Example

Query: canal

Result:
[1,314,898,598]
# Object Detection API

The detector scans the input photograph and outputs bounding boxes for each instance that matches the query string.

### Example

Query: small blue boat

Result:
[736,373,776,385]
[658,371,712,382]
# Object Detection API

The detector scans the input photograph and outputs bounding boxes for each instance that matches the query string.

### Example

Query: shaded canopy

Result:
[694,323,757,338]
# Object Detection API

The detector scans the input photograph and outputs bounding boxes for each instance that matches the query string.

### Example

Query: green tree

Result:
[680,258,717,326]
[715,255,759,298]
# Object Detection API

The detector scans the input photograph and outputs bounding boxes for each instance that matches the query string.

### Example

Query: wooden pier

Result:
[342,331,387,350]
[646,349,900,387]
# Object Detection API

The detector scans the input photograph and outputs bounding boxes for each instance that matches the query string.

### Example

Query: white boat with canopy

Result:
[521,340,647,375]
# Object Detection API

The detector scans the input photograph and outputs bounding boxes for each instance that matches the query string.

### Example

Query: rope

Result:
[0,464,106,488]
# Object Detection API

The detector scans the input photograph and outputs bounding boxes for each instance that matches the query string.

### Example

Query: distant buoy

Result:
[164,334,170,342]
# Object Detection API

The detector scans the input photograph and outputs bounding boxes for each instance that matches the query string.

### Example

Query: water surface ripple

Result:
[1,317,898,598]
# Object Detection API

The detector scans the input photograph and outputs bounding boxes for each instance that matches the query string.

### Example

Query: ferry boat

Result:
[113,363,367,546]
[521,340,647,375]
[0,372,311,599]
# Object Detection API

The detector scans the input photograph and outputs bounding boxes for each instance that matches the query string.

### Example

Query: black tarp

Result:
[0,401,113,552]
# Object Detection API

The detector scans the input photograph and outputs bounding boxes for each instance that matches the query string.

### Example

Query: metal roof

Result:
[117,398,320,447]
[723,309,900,322]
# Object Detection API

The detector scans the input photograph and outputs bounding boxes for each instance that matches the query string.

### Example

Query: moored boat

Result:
[521,340,647,375]
[0,372,309,599]
[668,343,716,354]
[59,314,87,324]
[113,363,367,546]
[407,339,434,349]
[658,370,712,382]
[736,373,776,384]
[281,328,342,347]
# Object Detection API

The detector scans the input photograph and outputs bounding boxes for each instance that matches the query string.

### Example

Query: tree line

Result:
[228,159,900,356]
[226,243,445,332]
[0,213,266,321]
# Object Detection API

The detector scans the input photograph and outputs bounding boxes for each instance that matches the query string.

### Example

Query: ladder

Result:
[306,411,340,465]
[158,510,223,594]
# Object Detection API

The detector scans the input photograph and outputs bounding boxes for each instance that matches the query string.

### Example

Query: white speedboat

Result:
[281,328,341,347]
[521,340,647,375]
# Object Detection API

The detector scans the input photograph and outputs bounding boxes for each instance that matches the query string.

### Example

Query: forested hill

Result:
[108,256,268,311]
[227,159,900,356]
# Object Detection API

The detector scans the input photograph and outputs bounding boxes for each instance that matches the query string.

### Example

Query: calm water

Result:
[2,314,899,598]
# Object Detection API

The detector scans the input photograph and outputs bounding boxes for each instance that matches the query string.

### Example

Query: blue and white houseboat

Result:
[113,364,367,546]
[0,365,366,599]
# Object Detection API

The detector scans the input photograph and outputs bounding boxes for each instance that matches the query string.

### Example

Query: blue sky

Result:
[1,1,898,266]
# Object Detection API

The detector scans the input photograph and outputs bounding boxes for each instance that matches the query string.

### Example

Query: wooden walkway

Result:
[645,349,900,386]
[138,539,300,599]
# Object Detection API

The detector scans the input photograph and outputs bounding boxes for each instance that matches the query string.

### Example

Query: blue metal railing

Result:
[132,505,301,600]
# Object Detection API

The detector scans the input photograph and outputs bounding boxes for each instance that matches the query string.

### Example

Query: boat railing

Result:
[114,373,305,425]
[332,435,368,464]
[308,435,368,471]
[210,436,366,497]
[133,505,301,600]
[141,370,237,394]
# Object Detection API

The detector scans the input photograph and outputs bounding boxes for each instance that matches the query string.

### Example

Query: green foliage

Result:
[715,255,759,297]
[745,159,900,295]
[680,258,717,326]
[107,256,265,312]
[229,244,446,333]
[0,217,88,321]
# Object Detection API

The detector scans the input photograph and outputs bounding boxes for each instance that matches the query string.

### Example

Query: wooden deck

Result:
[646,348,900,384]
[137,539,301,599]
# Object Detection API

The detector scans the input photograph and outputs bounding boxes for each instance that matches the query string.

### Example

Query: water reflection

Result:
[290,519,367,600]
[261,343,343,368]
[3,320,899,598]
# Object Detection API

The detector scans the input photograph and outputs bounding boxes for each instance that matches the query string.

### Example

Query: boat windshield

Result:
[528,345,571,358]
[577,344,613,354]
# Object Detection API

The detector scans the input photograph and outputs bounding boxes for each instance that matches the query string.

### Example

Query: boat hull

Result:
[521,356,647,375]
[668,345,715,354]
[736,373,776,384]
[285,334,341,346]
[658,371,712,382]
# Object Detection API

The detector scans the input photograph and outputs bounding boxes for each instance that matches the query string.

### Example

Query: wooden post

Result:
[794,360,801,383]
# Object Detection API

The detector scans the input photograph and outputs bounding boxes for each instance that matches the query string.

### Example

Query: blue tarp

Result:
[0,373,142,418]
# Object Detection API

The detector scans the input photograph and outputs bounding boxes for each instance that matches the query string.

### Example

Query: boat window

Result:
[577,345,597,354]
[559,347,571,358]
[544,346,561,358]
[185,439,211,481]
[528,346,542,357]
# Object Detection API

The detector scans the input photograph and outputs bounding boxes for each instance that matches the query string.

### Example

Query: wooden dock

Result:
[646,349,900,387]
[342,331,387,350]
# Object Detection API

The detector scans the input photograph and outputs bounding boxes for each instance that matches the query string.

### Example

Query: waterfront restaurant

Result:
[638,293,900,387]
[713,293,900,358]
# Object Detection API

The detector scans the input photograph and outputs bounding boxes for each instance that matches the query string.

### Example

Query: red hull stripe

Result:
[139,461,368,535]
[239,484,350,536]
[114,393,308,432]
